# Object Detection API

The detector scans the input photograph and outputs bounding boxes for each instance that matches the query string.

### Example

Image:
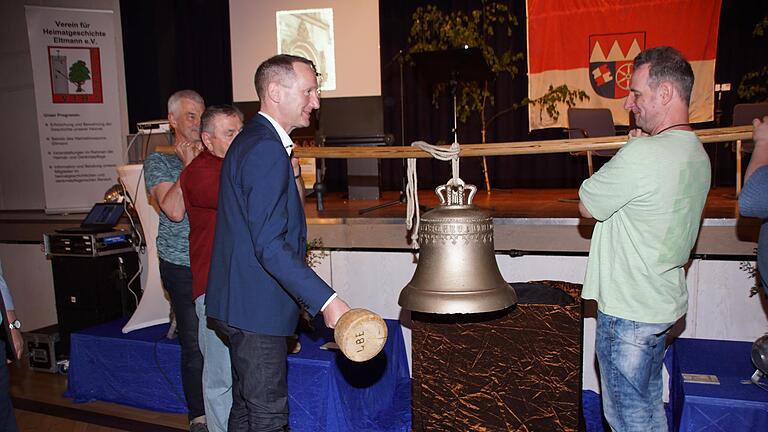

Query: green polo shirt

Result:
[579,130,711,323]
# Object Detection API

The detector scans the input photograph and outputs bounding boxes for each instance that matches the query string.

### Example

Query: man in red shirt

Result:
[180,105,243,432]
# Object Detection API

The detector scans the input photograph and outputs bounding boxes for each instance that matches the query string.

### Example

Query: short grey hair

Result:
[200,105,244,135]
[167,89,205,116]
[633,46,694,106]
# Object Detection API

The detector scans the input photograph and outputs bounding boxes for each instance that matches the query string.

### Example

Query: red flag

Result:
[526,0,722,129]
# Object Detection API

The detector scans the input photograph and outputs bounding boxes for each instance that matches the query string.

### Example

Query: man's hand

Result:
[10,328,22,361]
[628,128,648,138]
[174,139,203,166]
[291,154,306,206]
[322,297,351,329]
[745,116,768,182]
[6,311,22,361]
[578,201,593,219]
[753,116,768,149]
[290,155,302,176]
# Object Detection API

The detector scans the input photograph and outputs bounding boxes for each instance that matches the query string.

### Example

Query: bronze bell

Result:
[399,180,517,314]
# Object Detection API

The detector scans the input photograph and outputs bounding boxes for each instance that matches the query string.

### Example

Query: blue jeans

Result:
[196,295,232,432]
[159,259,205,421]
[596,310,673,432]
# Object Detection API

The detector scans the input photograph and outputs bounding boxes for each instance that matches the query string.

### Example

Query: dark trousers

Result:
[0,340,17,432]
[159,259,205,421]
[215,319,289,432]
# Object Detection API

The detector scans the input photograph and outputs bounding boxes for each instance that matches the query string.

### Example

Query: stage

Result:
[65,317,412,431]
[302,186,758,256]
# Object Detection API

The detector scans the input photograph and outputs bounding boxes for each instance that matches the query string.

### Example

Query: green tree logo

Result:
[68,60,91,93]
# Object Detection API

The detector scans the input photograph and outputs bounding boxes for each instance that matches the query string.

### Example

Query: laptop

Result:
[56,202,125,234]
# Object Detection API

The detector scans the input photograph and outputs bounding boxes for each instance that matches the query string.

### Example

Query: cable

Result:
[125,133,141,162]
[116,178,144,308]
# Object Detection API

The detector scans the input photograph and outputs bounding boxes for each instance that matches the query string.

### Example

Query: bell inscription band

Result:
[399,180,517,314]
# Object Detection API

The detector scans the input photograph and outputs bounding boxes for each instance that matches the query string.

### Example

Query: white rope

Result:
[406,140,461,247]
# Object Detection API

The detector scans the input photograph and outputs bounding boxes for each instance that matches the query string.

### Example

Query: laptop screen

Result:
[82,202,124,228]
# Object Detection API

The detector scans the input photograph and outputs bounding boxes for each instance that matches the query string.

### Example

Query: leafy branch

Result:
[305,238,329,269]
[737,15,768,103]
[406,2,590,127]
[406,2,523,122]
[754,16,768,37]
[524,84,591,122]
[738,66,768,102]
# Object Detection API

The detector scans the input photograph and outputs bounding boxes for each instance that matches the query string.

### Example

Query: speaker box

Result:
[23,325,62,373]
[51,251,141,355]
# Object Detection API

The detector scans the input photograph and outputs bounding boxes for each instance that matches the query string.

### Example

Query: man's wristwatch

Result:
[8,319,20,330]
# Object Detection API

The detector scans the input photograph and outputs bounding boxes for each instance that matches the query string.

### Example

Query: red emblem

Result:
[588,32,645,99]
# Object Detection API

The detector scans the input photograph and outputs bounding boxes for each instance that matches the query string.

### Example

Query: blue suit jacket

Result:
[205,114,334,336]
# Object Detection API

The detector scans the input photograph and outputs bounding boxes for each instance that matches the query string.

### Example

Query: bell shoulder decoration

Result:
[399,179,517,314]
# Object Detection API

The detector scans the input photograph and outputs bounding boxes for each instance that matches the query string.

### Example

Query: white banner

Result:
[25,6,124,212]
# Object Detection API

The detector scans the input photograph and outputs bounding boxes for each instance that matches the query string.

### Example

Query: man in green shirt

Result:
[578,46,711,432]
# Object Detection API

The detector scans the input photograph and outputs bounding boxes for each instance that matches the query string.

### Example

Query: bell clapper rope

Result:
[405,140,462,246]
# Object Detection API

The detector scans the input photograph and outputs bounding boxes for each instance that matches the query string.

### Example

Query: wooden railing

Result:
[153,125,753,193]
[293,125,752,159]
[155,125,751,159]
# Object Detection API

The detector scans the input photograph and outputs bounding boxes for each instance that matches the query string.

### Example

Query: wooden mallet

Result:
[334,308,388,362]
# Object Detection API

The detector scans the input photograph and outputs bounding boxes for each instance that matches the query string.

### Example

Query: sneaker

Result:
[189,422,208,432]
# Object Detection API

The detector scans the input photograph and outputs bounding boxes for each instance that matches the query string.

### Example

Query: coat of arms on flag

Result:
[589,33,645,99]
[526,0,721,129]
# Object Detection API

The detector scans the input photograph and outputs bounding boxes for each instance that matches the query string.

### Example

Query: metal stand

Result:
[359,50,409,215]
[412,48,493,193]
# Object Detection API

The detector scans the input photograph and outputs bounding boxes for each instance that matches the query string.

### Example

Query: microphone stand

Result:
[358,50,409,215]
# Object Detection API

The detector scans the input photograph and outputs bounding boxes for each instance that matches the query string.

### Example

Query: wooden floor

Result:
[304,186,742,220]
[10,364,188,431]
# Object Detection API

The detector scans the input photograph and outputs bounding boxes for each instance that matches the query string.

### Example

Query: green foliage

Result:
[406,2,524,122]
[68,60,91,92]
[406,2,589,126]
[305,238,329,269]
[524,84,591,122]
[754,16,768,37]
[741,253,763,298]
[737,16,768,103]
[738,66,768,103]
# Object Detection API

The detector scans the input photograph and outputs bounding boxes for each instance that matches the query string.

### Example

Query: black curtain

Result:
[120,0,232,133]
[709,0,768,187]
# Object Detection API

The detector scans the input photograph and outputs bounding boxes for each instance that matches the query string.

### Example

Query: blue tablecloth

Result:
[670,338,768,432]
[66,318,410,431]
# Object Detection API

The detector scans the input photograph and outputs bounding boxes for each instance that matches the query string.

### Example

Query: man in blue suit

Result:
[206,54,350,431]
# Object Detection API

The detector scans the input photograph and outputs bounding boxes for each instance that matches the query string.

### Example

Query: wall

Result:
[0,0,127,210]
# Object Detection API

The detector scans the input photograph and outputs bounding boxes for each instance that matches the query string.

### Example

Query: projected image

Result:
[276,8,336,91]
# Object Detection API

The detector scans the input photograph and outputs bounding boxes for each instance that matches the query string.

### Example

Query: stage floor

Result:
[304,186,742,220]
[303,187,757,256]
